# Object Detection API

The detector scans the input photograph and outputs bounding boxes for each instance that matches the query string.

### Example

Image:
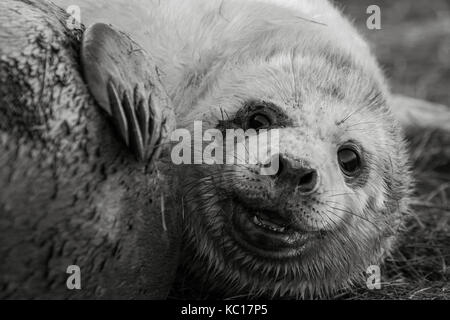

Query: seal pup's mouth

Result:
[252,211,288,233]
[230,200,321,258]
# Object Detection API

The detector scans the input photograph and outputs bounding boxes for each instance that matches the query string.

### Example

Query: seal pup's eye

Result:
[247,113,271,130]
[337,147,361,176]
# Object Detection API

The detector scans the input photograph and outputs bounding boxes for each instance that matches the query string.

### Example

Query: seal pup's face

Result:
[177,49,412,298]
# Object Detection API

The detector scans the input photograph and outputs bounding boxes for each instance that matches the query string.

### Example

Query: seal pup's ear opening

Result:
[81,23,175,162]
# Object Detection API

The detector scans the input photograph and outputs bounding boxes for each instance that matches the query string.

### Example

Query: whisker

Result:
[325,202,381,231]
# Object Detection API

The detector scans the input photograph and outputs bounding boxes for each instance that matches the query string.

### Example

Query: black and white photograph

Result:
[0,0,449,305]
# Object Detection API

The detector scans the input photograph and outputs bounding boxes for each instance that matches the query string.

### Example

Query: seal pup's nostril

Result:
[296,169,319,194]
[274,154,319,193]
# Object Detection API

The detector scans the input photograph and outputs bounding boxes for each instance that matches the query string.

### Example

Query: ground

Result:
[333,0,450,300]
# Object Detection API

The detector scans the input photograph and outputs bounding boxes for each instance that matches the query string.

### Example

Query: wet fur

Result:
[0,0,180,298]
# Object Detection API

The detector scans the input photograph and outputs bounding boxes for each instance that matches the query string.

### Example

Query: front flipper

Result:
[391,94,450,133]
[81,23,175,161]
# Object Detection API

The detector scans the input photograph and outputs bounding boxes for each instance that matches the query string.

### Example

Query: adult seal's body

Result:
[0,0,179,299]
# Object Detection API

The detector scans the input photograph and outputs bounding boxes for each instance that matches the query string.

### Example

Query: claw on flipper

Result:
[107,80,129,147]
[81,23,175,162]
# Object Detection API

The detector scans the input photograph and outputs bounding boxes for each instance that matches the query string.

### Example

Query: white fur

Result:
[53,0,381,108]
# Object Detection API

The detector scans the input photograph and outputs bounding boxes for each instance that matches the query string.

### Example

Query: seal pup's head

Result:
[174,6,412,299]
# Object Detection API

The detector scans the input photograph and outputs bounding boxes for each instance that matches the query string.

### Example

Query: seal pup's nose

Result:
[274,154,319,194]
